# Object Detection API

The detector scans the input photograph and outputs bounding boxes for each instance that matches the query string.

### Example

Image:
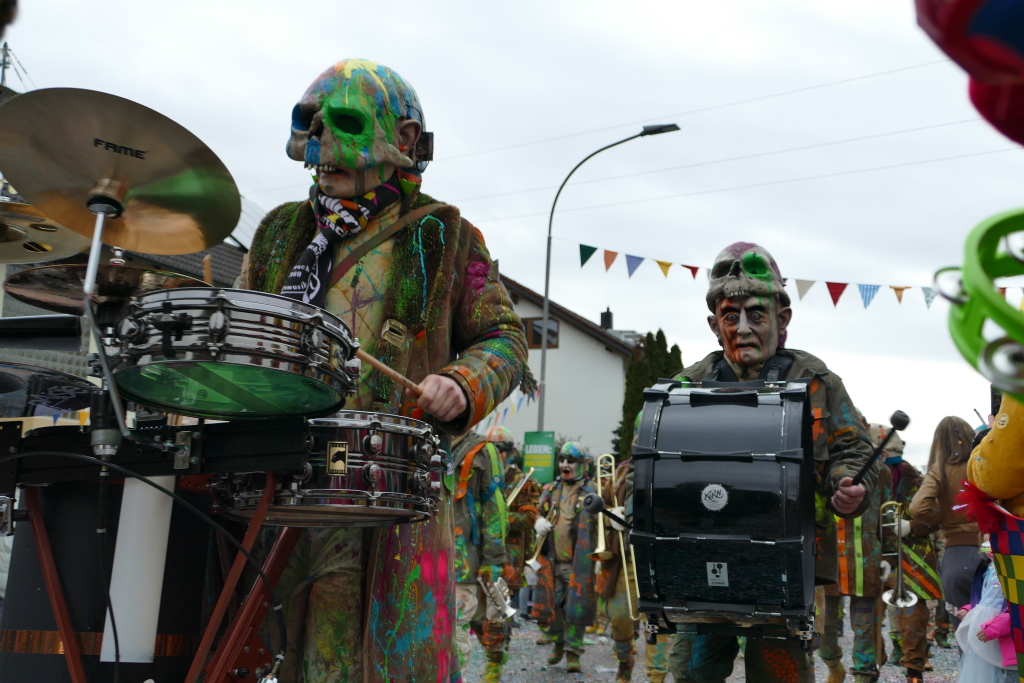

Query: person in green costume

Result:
[665,242,878,683]
[241,59,533,683]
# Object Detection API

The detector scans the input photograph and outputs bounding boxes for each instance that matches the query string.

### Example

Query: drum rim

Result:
[309,410,434,436]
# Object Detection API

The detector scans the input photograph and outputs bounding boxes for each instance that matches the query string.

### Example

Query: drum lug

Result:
[363,463,382,484]
[148,302,193,360]
[208,310,229,342]
[300,327,324,356]
[173,431,194,470]
[0,495,14,536]
[363,433,383,454]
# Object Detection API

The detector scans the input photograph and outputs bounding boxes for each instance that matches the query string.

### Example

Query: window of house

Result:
[523,318,559,349]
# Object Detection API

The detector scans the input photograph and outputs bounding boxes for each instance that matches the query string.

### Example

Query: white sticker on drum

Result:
[700,483,728,511]
[707,562,729,587]
[327,442,349,475]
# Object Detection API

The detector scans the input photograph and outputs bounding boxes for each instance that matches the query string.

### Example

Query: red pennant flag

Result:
[1000,287,1007,299]
[683,265,699,279]
[826,282,848,307]
[603,250,618,271]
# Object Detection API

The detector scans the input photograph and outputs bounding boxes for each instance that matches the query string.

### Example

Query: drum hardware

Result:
[880,501,919,609]
[583,463,642,620]
[0,314,84,353]
[506,467,535,505]
[850,410,910,486]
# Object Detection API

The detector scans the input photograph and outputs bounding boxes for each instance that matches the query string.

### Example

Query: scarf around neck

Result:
[279,172,404,307]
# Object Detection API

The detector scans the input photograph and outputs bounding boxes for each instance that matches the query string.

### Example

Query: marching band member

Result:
[666,242,878,683]
[490,427,541,628]
[452,430,512,682]
[817,422,896,683]
[532,442,598,674]
[242,59,531,683]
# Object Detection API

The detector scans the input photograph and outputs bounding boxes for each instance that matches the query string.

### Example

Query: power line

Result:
[450,118,981,204]
[439,58,954,162]
[11,50,36,90]
[245,58,954,196]
[475,147,1022,223]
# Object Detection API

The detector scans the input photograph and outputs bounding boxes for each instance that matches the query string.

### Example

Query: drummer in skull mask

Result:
[666,242,878,683]
[532,442,598,674]
[241,60,532,683]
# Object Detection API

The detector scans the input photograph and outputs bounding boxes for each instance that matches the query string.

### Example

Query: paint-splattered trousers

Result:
[819,595,880,679]
[934,599,950,636]
[893,599,929,671]
[538,562,586,654]
[668,632,813,683]
[605,569,638,664]
[454,583,508,665]
[645,631,671,683]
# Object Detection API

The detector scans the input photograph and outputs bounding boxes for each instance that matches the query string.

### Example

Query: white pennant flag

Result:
[795,279,816,301]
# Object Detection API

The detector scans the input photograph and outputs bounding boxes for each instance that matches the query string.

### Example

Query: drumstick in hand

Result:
[356,348,422,397]
[202,254,213,286]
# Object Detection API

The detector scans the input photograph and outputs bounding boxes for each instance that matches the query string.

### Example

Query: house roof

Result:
[500,274,633,357]
[130,242,246,288]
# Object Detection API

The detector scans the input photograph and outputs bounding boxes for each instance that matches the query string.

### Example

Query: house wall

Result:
[475,297,628,458]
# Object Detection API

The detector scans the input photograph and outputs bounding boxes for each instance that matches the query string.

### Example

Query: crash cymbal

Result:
[0,362,95,418]
[0,201,90,264]
[4,264,207,315]
[0,88,240,255]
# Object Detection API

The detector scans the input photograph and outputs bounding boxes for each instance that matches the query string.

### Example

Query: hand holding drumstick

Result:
[355,349,467,422]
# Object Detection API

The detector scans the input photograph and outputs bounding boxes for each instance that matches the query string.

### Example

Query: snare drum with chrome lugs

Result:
[220,411,443,527]
[109,288,358,419]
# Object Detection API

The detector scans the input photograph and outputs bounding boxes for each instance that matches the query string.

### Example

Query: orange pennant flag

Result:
[655,260,672,277]
[603,250,618,271]
[890,286,909,304]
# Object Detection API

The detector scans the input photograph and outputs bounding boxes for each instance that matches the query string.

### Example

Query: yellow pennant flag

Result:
[655,260,673,277]
[890,286,909,304]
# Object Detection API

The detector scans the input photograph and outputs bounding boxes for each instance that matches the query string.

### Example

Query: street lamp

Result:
[536,123,680,431]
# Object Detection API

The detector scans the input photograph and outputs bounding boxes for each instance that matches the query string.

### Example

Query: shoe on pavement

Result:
[547,643,565,665]
[826,661,846,683]
[480,661,503,683]
[566,652,582,673]
[615,660,633,683]
[934,631,951,649]
[536,633,553,645]
[906,669,924,683]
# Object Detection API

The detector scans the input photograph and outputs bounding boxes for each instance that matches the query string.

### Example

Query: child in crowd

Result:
[956,557,1017,683]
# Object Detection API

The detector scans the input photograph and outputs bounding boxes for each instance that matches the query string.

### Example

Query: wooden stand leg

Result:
[25,487,87,683]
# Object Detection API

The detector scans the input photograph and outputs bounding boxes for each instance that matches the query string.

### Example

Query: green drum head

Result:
[116,362,343,419]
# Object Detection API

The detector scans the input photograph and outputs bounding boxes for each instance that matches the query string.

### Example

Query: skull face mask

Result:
[287,59,427,175]
[706,242,790,312]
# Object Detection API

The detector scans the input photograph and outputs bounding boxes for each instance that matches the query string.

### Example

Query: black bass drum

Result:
[631,379,815,642]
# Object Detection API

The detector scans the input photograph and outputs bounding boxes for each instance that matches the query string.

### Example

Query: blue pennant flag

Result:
[857,284,880,309]
[625,254,645,277]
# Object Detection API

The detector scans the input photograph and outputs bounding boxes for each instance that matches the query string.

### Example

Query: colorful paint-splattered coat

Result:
[247,192,531,683]
[890,461,943,600]
[825,465,893,598]
[452,432,509,583]
[532,478,598,626]
[677,348,878,586]
[503,464,541,589]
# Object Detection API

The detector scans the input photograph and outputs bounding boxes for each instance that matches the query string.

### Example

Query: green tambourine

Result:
[946,206,1024,400]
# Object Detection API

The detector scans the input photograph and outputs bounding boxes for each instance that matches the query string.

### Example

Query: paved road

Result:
[460,612,963,682]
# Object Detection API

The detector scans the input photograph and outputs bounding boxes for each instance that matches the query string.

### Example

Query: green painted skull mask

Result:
[287,59,425,172]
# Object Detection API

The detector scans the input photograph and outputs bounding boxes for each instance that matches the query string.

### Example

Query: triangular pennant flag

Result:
[857,284,880,309]
[655,260,673,277]
[517,396,525,412]
[796,279,816,301]
[580,244,597,267]
[890,286,909,303]
[826,282,848,307]
[509,402,516,416]
[923,286,937,309]
[52,414,59,425]
[683,265,699,279]
[502,408,509,423]
[705,268,711,279]
[625,255,644,277]
[603,250,618,271]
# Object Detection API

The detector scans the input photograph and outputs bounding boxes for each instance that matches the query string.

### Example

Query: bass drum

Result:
[631,379,815,641]
[221,411,443,527]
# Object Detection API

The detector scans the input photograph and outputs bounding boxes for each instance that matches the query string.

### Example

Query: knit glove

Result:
[534,516,553,536]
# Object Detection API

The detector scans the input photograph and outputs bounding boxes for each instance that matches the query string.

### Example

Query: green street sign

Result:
[523,431,556,485]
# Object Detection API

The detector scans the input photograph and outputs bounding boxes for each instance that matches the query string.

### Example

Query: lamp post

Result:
[536,123,680,431]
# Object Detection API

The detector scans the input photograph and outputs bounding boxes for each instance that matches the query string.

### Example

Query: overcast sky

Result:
[6,0,1023,468]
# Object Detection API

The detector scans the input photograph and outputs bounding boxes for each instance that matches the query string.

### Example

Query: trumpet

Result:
[527,504,556,570]
[880,500,918,608]
[506,467,535,506]
[588,454,641,621]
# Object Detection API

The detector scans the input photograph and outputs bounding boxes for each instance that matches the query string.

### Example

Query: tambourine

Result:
[945,207,1024,400]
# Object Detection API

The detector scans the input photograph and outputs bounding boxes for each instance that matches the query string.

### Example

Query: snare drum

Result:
[632,379,815,640]
[109,288,358,419]
[221,411,443,527]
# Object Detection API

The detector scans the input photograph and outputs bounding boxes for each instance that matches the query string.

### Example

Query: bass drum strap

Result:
[707,353,795,383]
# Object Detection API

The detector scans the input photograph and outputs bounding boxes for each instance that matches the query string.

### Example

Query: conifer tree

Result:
[612,330,682,460]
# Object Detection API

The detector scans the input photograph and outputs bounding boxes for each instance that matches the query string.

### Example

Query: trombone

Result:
[880,500,918,608]
[589,454,641,620]
[506,467,535,506]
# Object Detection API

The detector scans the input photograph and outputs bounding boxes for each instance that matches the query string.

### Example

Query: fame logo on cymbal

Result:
[93,138,147,160]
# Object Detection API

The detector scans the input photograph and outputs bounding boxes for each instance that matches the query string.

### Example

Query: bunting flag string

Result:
[571,241,1020,310]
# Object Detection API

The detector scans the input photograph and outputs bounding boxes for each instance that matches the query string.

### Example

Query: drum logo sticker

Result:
[701,483,728,511]
[707,562,729,587]
[327,442,349,475]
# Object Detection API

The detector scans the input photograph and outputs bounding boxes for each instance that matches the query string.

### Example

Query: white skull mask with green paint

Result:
[286,59,426,172]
